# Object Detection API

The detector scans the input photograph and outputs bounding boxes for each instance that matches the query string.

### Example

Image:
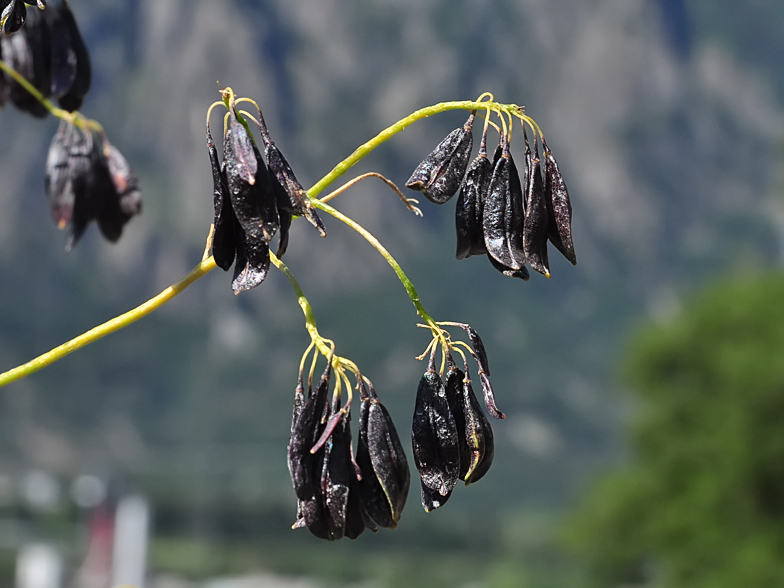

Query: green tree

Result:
[566,273,784,587]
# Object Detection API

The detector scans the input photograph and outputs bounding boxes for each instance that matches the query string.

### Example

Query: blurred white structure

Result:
[111,495,150,588]
[16,544,62,588]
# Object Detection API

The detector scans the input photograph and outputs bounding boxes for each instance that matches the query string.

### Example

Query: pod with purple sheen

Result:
[411,350,459,510]
[455,124,492,260]
[321,400,354,540]
[523,131,550,277]
[478,371,505,420]
[542,136,577,265]
[406,112,475,205]
[45,120,72,228]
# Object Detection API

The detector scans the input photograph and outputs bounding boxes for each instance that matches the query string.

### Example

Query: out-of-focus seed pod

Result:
[47,0,91,112]
[356,380,410,528]
[255,114,327,238]
[406,112,475,205]
[483,134,526,271]
[97,137,142,243]
[2,0,27,36]
[207,124,237,271]
[1,8,50,118]
[455,123,491,260]
[523,130,550,277]
[61,125,96,252]
[45,120,72,227]
[0,40,6,109]
[542,136,577,265]
[411,349,459,511]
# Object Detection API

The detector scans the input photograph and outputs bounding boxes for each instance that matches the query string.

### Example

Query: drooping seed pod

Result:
[443,357,469,480]
[455,122,491,260]
[60,125,97,251]
[96,137,142,243]
[252,112,328,238]
[483,133,526,271]
[207,123,237,271]
[223,112,279,243]
[478,371,505,420]
[523,129,550,277]
[46,0,91,112]
[230,229,270,294]
[1,0,28,36]
[1,8,50,118]
[542,136,577,265]
[459,364,494,484]
[0,40,6,109]
[45,119,73,228]
[321,402,353,540]
[406,112,475,205]
[411,348,459,511]
[356,379,410,528]
[288,364,330,502]
[488,255,530,280]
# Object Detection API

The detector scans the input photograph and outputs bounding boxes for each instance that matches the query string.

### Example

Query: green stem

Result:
[0,258,217,388]
[308,100,512,198]
[268,251,332,359]
[0,59,71,120]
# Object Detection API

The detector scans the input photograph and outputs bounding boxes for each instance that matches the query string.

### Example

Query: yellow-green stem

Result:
[0,59,70,120]
[0,258,217,387]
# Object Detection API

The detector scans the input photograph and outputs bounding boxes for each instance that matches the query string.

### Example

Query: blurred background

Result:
[1,0,784,586]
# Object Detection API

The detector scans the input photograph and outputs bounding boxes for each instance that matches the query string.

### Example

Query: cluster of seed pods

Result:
[1,0,91,116]
[207,92,327,293]
[287,349,410,540]
[406,107,576,279]
[45,119,141,251]
[412,324,498,512]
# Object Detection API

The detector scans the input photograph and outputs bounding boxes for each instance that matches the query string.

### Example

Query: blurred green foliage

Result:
[565,273,784,587]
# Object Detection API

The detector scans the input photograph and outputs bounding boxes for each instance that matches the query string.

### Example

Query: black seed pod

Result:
[406,112,475,205]
[483,133,526,271]
[96,138,142,243]
[288,365,330,502]
[542,136,577,265]
[455,122,491,260]
[207,124,237,271]
[45,120,73,228]
[1,8,50,118]
[230,229,270,294]
[460,365,494,484]
[523,130,550,277]
[478,371,505,420]
[47,0,91,112]
[488,255,531,280]
[2,0,27,36]
[411,349,459,511]
[252,112,328,238]
[356,380,410,528]
[223,112,279,243]
[443,358,470,480]
[322,402,352,540]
